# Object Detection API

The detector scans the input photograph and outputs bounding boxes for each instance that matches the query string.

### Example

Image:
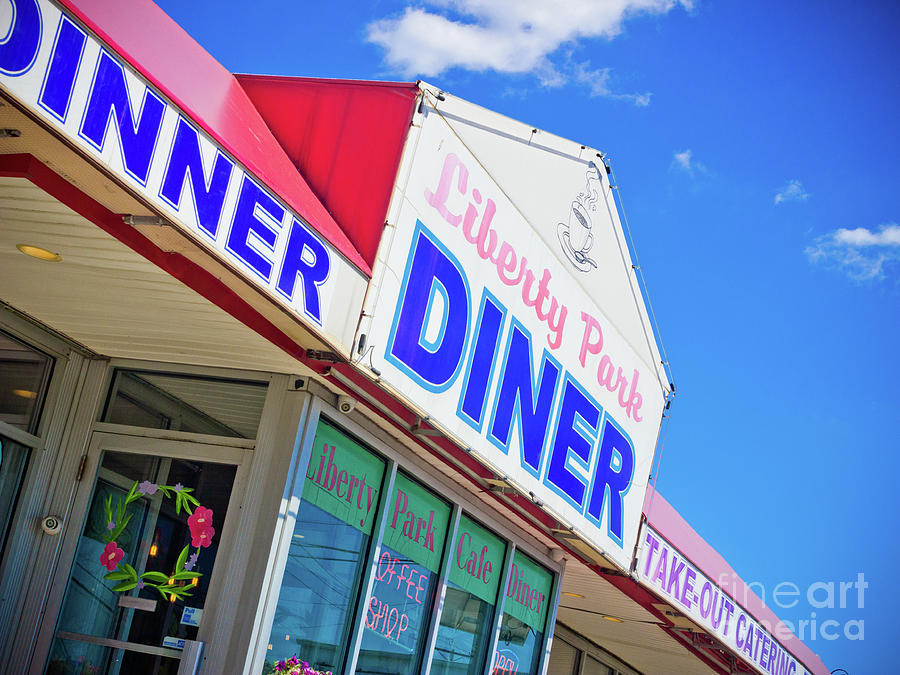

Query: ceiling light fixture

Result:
[602,615,624,623]
[562,592,585,599]
[16,243,62,262]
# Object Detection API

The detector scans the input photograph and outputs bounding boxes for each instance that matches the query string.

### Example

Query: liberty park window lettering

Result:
[357,474,450,672]
[265,421,385,674]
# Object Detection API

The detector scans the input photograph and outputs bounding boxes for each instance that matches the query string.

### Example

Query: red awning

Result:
[236,76,419,268]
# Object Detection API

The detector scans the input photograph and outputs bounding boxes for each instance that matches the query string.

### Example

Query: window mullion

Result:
[483,541,515,675]
[420,503,461,675]
[537,562,564,675]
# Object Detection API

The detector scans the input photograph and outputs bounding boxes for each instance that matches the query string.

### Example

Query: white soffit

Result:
[559,558,717,675]
[0,175,311,376]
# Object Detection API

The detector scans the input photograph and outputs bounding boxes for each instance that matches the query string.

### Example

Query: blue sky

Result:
[155,1,899,671]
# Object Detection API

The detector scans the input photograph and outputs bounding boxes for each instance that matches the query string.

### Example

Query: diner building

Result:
[0,1,829,674]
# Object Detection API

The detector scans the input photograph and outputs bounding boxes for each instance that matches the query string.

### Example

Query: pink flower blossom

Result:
[190,527,214,548]
[187,506,213,535]
[188,506,215,548]
[100,541,124,571]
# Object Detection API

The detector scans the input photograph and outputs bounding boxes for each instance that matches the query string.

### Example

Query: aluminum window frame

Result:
[250,393,566,675]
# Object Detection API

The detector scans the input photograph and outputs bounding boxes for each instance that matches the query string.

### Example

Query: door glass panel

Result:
[265,421,386,674]
[356,473,451,675]
[46,450,236,675]
[431,515,506,675]
[0,329,54,433]
[101,370,267,438]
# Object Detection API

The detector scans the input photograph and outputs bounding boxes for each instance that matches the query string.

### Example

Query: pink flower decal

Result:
[100,541,125,571]
[188,506,215,548]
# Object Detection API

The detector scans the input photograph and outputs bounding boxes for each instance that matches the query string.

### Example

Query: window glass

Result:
[356,473,451,674]
[548,637,580,675]
[265,421,385,674]
[0,330,53,434]
[102,370,267,438]
[491,552,554,675]
[0,436,29,557]
[431,515,506,675]
[583,654,614,675]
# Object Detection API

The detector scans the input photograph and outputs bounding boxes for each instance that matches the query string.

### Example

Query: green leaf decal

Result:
[112,580,138,592]
[176,545,189,572]
[141,571,169,584]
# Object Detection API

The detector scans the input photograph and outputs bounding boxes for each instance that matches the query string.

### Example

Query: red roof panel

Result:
[236,76,419,268]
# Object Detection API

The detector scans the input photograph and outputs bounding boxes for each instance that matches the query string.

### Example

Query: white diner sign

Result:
[636,523,808,675]
[0,0,367,353]
[360,103,668,571]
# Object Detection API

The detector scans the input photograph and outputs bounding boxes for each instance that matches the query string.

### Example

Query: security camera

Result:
[41,515,62,535]
[337,395,356,415]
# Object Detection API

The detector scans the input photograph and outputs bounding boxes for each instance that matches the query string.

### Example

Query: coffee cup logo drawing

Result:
[557,161,603,272]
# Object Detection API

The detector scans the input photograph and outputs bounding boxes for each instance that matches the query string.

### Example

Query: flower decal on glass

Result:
[100,541,125,571]
[137,480,158,496]
[98,479,210,602]
[187,506,215,548]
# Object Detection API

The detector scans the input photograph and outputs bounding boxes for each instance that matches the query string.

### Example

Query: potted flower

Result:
[274,655,333,675]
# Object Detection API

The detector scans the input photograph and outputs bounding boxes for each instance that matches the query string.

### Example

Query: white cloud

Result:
[805,223,900,281]
[775,179,810,205]
[366,0,691,103]
[672,148,707,176]
[673,149,692,170]
[573,62,651,106]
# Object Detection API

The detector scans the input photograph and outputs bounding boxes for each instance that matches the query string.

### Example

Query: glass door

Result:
[44,435,242,675]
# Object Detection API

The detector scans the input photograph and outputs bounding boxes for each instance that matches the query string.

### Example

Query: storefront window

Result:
[583,654,614,675]
[101,369,267,438]
[356,473,450,674]
[431,515,506,675]
[0,436,30,556]
[0,330,53,560]
[265,421,386,673]
[0,329,53,433]
[491,552,554,675]
[548,637,581,674]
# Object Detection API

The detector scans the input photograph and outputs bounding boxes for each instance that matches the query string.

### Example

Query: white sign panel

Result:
[362,107,667,570]
[0,0,366,352]
[424,87,661,361]
[636,523,808,675]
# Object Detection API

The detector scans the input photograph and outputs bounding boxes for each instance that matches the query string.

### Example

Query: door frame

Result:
[30,429,254,674]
